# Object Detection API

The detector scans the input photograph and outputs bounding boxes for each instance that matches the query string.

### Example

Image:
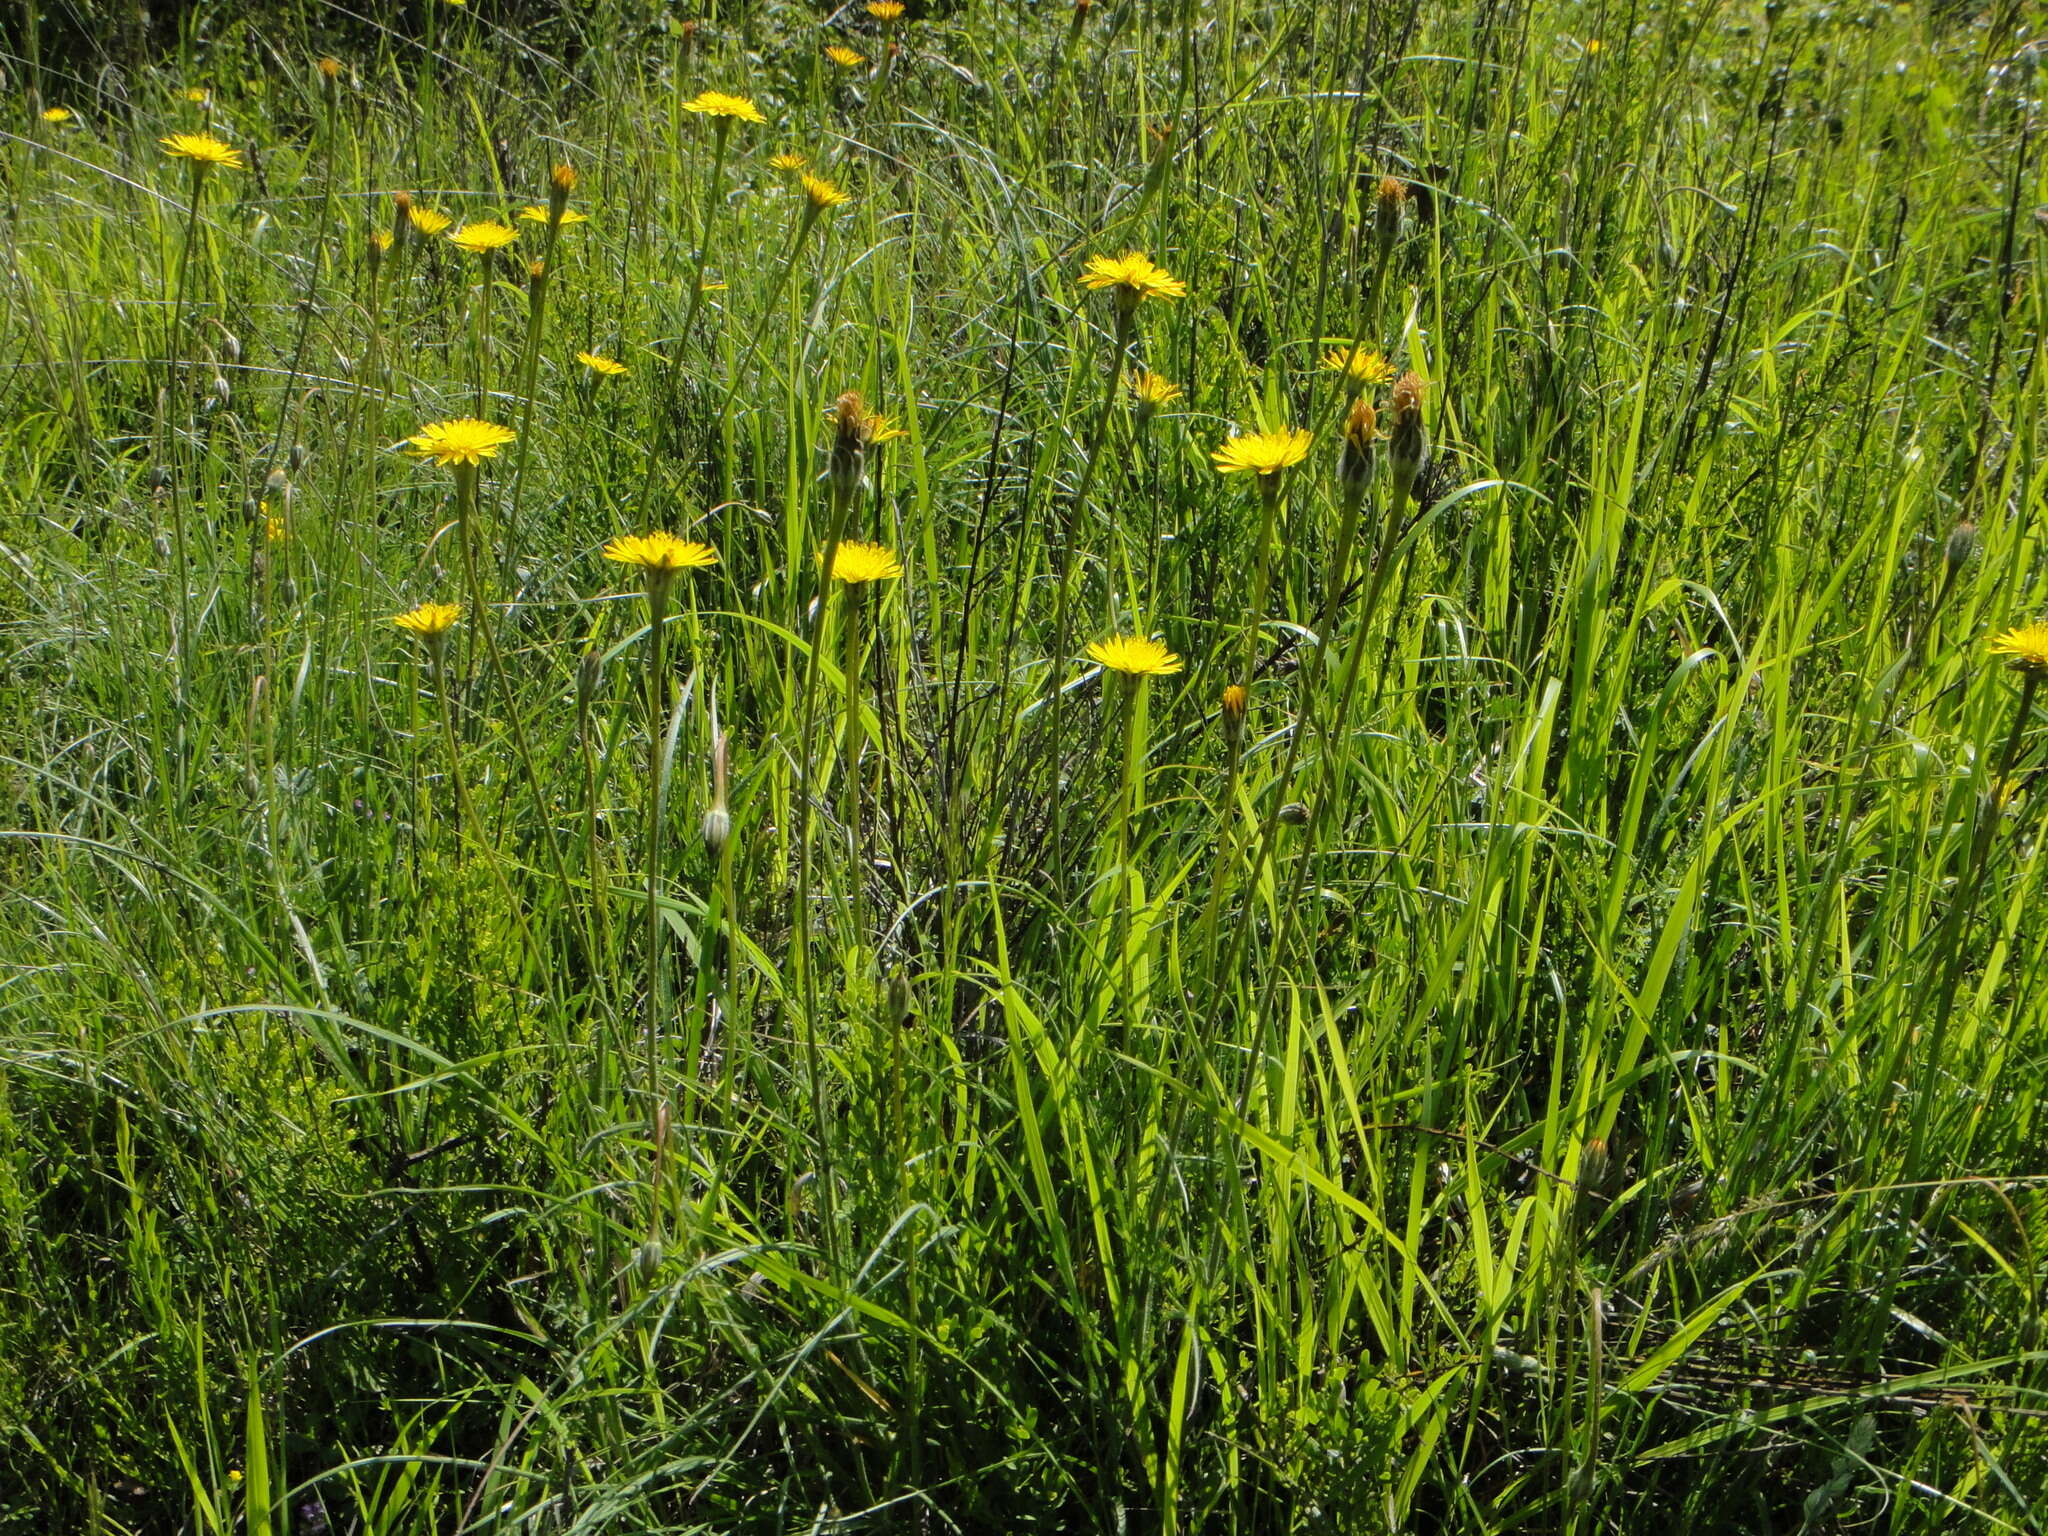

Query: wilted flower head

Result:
[825,390,905,497]
[407,418,517,468]
[160,132,243,169]
[683,90,767,124]
[1212,427,1312,477]
[822,540,903,585]
[1087,634,1183,677]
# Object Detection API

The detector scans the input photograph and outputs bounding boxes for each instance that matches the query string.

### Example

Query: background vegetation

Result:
[3,0,2047,1528]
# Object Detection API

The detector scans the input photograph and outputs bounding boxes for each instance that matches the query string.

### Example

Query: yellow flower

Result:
[1079,250,1187,306]
[604,532,720,573]
[821,540,903,585]
[519,204,588,224]
[392,601,461,638]
[407,205,453,237]
[1988,623,2048,678]
[1087,634,1183,677]
[700,279,728,292]
[407,418,517,468]
[184,87,210,103]
[770,151,810,172]
[1584,37,1604,54]
[867,0,906,17]
[1213,427,1312,476]
[800,172,852,211]
[1128,369,1181,410]
[262,501,287,542]
[159,132,243,169]
[448,220,518,254]
[683,90,767,125]
[1320,345,1395,390]
[370,228,394,252]
[40,106,72,123]
[826,45,867,66]
[577,350,629,377]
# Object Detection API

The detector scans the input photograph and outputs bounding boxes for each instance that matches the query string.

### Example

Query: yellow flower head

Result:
[519,204,588,224]
[159,132,243,169]
[370,228,394,252]
[1584,37,1604,54]
[1320,345,1395,390]
[821,540,903,585]
[184,87,210,104]
[407,418,517,468]
[604,531,720,574]
[1988,623,2048,678]
[1079,250,1187,307]
[577,350,629,377]
[683,90,767,125]
[1212,427,1312,476]
[770,151,810,172]
[1087,634,1183,677]
[867,1,906,17]
[407,204,453,236]
[800,172,852,212]
[392,601,461,639]
[826,45,867,66]
[41,106,72,123]
[448,220,518,254]
[1128,369,1182,411]
[550,162,579,195]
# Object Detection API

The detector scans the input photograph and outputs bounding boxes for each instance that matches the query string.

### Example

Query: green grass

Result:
[3,0,2047,1528]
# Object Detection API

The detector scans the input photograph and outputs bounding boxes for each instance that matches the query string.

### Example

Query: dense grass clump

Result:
[3,0,2047,1528]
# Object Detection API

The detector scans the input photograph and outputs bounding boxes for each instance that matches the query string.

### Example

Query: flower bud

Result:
[1277,801,1309,826]
[1388,371,1428,501]
[886,968,915,1029]
[548,161,576,223]
[391,191,413,251]
[1945,521,1977,579]
[1220,683,1248,745]
[1374,174,1406,255]
[317,56,341,85]
[701,730,731,857]
[575,646,602,718]
[1338,397,1378,499]
[827,390,870,501]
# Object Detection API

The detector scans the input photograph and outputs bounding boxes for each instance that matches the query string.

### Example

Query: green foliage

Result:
[3,0,2047,1529]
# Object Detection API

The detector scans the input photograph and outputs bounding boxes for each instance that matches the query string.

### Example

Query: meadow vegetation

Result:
[3,0,2047,1527]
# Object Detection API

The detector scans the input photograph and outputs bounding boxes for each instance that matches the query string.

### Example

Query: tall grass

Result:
[2,0,2046,1528]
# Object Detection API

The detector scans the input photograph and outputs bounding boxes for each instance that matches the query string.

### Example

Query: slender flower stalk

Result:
[1088,634,1181,1040]
[673,92,765,379]
[504,163,580,582]
[1212,427,1311,688]
[603,532,719,1108]
[159,133,241,686]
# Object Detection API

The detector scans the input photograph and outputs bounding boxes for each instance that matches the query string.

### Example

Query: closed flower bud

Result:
[1338,397,1378,497]
[701,729,731,857]
[1388,371,1428,500]
[317,55,341,84]
[1220,683,1248,744]
[1945,520,1977,578]
[548,161,576,222]
[827,390,871,500]
[1277,800,1309,826]
[1374,174,1406,253]
[264,467,291,505]
[289,441,310,472]
[575,646,602,717]
[887,969,915,1029]
[391,191,413,249]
